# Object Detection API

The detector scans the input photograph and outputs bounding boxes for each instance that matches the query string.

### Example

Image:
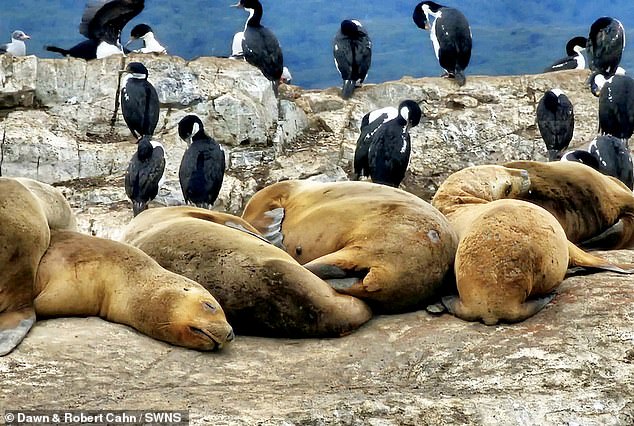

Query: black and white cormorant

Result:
[413,1,472,86]
[125,24,167,54]
[536,89,575,161]
[46,0,144,60]
[232,0,284,96]
[595,74,634,144]
[178,115,226,209]
[0,31,30,56]
[587,17,625,78]
[124,135,166,216]
[544,36,587,72]
[353,100,422,187]
[333,19,372,99]
[120,62,160,140]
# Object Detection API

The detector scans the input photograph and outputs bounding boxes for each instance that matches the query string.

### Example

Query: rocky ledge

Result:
[0,55,632,425]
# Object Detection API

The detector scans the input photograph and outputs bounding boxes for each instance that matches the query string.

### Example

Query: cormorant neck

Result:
[245,5,263,28]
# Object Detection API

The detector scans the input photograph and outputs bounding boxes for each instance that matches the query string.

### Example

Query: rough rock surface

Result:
[1,55,633,424]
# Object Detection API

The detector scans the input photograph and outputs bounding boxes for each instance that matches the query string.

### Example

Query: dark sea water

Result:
[3,1,633,89]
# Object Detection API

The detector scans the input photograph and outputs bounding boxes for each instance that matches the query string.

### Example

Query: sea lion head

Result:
[432,165,531,215]
[138,275,234,351]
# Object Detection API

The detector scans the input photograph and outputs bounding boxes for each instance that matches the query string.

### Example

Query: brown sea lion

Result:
[504,160,634,249]
[34,230,234,351]
[0,178,50,356]
[241,180,458,313]
[431,165,634,325]
[121,206,372,337]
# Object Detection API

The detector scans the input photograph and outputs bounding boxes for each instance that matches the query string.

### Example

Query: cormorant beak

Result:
[231,2,244,8]
[125,38,135,47]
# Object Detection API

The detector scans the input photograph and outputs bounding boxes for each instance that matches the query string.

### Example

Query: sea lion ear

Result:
[0,308,36,356]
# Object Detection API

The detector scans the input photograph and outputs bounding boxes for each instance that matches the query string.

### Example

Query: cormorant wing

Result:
[544,55,578,73]
[354,112,389,178]
[80,0,145,44]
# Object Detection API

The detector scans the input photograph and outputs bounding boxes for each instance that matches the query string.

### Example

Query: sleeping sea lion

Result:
[121,206,372,337]
[241,180,458,313]
[431,165,634,325]
[34,230,234,351]
[504,160,634,249]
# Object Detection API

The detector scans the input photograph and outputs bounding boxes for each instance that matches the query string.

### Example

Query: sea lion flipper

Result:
[243,207,286,249]
[0,308,36,356]
[568,241,634,274]
[580,220,626,249]
[303,250,370,293]
[260,208,285,248]
[425,301,447,315]
[581,216,634,250]
[441,295,479,322]
[442,293,556,325]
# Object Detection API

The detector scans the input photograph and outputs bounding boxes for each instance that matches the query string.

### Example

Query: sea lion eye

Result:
[504,184,512,196]
[203,302,217,312]
[183,288,190,292]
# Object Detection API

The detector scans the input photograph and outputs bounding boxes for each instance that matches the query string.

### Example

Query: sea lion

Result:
[503,160,634,249]
[0,178,50,356]
[34,230,234,351]
[241,180,458,313]
[431,165,634,325]
[121,206,372,337]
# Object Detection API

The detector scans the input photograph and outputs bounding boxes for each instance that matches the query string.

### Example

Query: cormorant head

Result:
[340,20,362,37]
[566,36,587,56]
[130,24,153,40]
[413,2,443,30]
[589,72,607,97]
[178,115,205,143]
[232,0,260,10]
[543,89,563,112]
[123,62,149,78]
[398,100,423,128]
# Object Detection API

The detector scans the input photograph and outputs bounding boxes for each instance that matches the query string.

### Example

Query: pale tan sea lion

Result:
[504,160,634,249]
[121,206,372,337]
[431,165,634,325]
[0,178,50,356]
[241,180,458,313]
[34,230,234,351]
